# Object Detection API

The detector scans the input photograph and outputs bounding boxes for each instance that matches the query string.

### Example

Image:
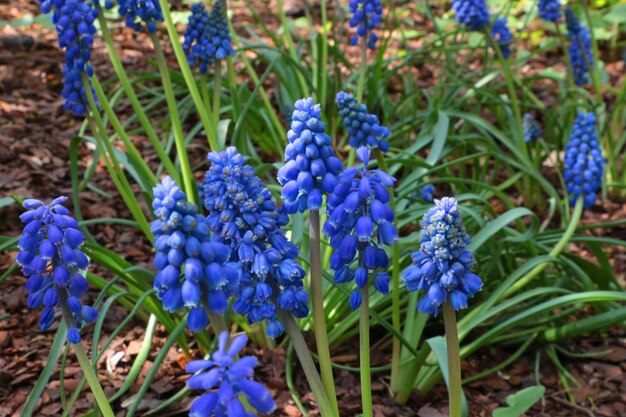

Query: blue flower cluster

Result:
[204,147,309,338]
[38,0,98,115]
[538,0,562,22]
[402,197,483,316]
[117,0,163,33]
[186,332,276,417]
[523,113,542,142]
[451,0,490,31]
[151,176,238,332]
[420,184,435,203]
[323,147,398,310]
[564,111,604,209]
[336,91,390,152]
[17,197,98,343]
[277,98,343,213]
[490,17,513,59]
[348,0,383,49]
[182,1,234,73]
[565,7,594,86]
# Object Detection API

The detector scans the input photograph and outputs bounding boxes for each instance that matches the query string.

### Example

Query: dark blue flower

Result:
[564,111,604,209]
[277,98,343,214]
[402,197,483,316]
[186,331,276,417]
[538,0,562,22]
[490,17,513,58]
[336,91,390,152]
[151,176,238,332]
[451,0,489,31]
[348,0,383,49]
[523,113,542,142]
[117,0,163,33]
[566,7,594,86]
[17,197,98,343]
[420,184,435,203]
[323,147,397,309]
[206,0,234,60]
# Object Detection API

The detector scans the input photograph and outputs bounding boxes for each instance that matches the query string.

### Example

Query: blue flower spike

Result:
[402,197,483,316]
[348,0,384,49]
[117,0,163,33]
[17,197,98,343]
[490,17,513,59]
[538,0,562,22]
[420,185,435,203]
[186,331,276,417]
[564,111,605,209]
[451,0,490,31]
[565,7,594,86]
[323,146,398,310]
[336,91,390,152]
[523,113,543,142]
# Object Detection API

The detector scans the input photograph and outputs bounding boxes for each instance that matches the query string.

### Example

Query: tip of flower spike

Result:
[356,147,371,166]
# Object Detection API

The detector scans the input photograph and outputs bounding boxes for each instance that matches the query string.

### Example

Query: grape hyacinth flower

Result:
[565,7,594,86]
[402,197,483,316]
[336,91,390,152]
[277,98,343,213]
[564,111,604,209]
[451,0,490,31]
[151,176,238,332]
[523,113,543,142]
[37,0,98,115]
[348,0,384,49]
[420,184,435,203]
[324,147,398,310]
[117,0,163,33]
[490,17,513,59]
[206,0,234,61]
[538,0,562,22]
[17,197,98,343]
[183,3,214,73]
[186,332,276,417]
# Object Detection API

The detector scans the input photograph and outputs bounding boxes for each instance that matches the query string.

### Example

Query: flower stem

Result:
[226,57,240,120]
[213,64,222,134]
[359,286,373,417]
[309,210,339,416]
[201,74,213,118]
[553,22,576,91]
[442,301,462,417]
[356,36,368,103]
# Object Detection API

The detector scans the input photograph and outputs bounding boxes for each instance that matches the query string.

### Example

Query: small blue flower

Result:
[420,184,435,203]
[17,197,98,343]
[336,91,390,152]
[538,0,562,22]
[278,98,343,214]
[565,7,594,86]
[451,0,490,31]
[490,17,513,58]
[402,197,483,316]
[564,111,604,209]
[186,331,276,417]
[348,0,383,49]
[206,0,234,61]
[324,147,397,309]
[117,0,163,33]
[523,113,543,142]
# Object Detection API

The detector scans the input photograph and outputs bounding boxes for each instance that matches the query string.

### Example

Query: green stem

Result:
[359,285,373,417]
[277,310,335,417]
[226,57,240,121]
[442,301,462,417]
[356,39,368,103]
[201,74,213,118]
[213,64,222,134]
[309,210,339,416]
[207,311,229,335]
[504,196,584,298]
[319,0,329,105]
[150,32,197,204]
[157,0,218,150]
[553,22,576,91]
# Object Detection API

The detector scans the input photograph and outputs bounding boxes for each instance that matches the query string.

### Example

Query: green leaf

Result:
[604,5,626,24]
[492,385,545,417]
[425,336,469,417]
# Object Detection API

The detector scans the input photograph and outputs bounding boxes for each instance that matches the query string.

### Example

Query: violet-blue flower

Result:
[564,111,604,209]
[323,147,398,309]
[17,197,98,343]
[186,331,276,417]
[538,0,562,22]
[402,197,483,316]
[336,91,390,152]
[490,17,513,59]
[348,0,383,49]
[420,184,435,203]
[523,113,542,142]
[277,97,343,213]
[451,0,489,31]
[565,7,594,86]
[117,0,163,33]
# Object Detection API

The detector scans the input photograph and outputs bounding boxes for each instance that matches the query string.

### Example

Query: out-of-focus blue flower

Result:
[186,331,276,417]
[37,0,98,115]
[490,17,513,58]
[451,0,489,31]
[17,197,98,343]
[523,113,542,142]
[323,147,397,309]
[566,7,594,86]
[336,91,390,152]
[538,0,562,22]
[402,197,483,316]
[206,0,234,60]
[564,111,604,209]
[277,97,343,213]
[151,176,238,332]
[348,0,383,49]
[117,0,163,33]
[420,185,435,203]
